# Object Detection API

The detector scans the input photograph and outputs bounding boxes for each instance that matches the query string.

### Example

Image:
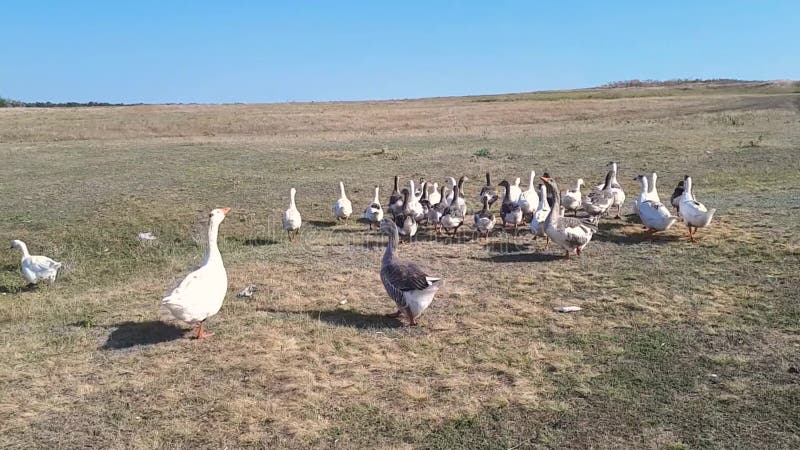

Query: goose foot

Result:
[576,248,582,256]
[193,322,214,339]
[564,250,571,259]
[386,310,402,318]
[25,283,37,290]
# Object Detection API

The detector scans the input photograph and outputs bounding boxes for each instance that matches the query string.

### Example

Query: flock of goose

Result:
[8,161,716,338]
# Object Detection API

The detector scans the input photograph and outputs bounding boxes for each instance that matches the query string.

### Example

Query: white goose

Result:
[517,170,539,218]
[591,162,626,218]
[428,182,441,205]
[450,176,468,217]
[9,240,62,286]
[282,188,302,241]
[444,177,458,205]
[529,184,551,239]
[407,180,425,222]
[363,186,384,230]
[508,177,523,203]
[333,181,353,222]
[541,177,596,258]
[680,176,716,242]
[561,178,584,216]
[162,207,230,339]
[634,172,660,214]
[634,175,677,232]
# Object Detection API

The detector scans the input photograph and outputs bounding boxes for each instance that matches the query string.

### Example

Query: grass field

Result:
[1,81,799,449]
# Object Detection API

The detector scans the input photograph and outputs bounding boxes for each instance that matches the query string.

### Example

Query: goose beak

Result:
[220,207,232,215]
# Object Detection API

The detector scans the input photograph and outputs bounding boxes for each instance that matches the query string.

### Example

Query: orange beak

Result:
[220,207,232,215]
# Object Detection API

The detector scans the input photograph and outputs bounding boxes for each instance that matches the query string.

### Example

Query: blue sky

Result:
[2,1,798,103]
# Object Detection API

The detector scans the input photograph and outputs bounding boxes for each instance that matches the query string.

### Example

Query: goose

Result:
[670,180,685,216]
[634,172,661,214]
[444,177,458,205]
[634,175,677,232]
[561,178,584,216]
[529,184,551,240]
[388,176,404,217]
[647,172,661,203]
[478,172,499,207]
[450,176,468,217]
[9,240,62,287]
[508,177,523,203]
[541,172,556,208]
[497,180,524,235]
[583,170,615,222]
[680,176,716,242]
[379,219,442,326]
[417,182,431,223]
[282,188,302,241]
[473,196,496,240]
[406,180,427,222]
[428,182,441,205]
[363,185,384,230]
[414,177,426,197]
[517,170,539,218]
[394,189,418,241]
[541,177,596,258]
[590,162,625,218]
[427,185,448,233]
[162,207,230,339]
[333,181,353,222]
[440,185,465,236]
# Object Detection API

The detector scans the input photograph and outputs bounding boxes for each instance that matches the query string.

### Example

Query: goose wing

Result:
[26,255,62,272]
[381,261,438,308]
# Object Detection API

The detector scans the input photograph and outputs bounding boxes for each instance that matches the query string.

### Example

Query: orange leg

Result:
[194,321,214,339]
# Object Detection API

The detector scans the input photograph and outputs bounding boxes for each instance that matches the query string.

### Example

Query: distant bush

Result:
[600,78,756,89]
[0,96,131,108]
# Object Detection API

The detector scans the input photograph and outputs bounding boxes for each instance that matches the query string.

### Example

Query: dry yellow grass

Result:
[0,82,799,448]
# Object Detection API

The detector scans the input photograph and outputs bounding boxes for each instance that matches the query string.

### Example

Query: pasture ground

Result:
[1,81,799,449]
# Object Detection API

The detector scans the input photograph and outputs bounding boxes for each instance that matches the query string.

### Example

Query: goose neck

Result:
[203,220,223,266]
[289,189,297,209]
[373,187,380,203]
[15,242,30,258]
[339,182,347,199]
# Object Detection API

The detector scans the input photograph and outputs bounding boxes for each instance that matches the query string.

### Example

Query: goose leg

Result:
[194,321,214,339]
[386,310,402,318]
[564,249,571,259]
[405,308,417,326]
[287,230,292,242]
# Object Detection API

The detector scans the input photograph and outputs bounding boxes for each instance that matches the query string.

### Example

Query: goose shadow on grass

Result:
[593,230,684,245]
[225,236,279,246]
[307,220,338,228]
[472,252,562,263]
[0,284,36,294]
[262,307,402,330]
[102,321,186,350]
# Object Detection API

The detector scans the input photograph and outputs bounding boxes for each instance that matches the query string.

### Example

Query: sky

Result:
[2,1,798,104]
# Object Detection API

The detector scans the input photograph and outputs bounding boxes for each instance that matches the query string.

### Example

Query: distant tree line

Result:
[600,78,756,89]
[0,96,132,107]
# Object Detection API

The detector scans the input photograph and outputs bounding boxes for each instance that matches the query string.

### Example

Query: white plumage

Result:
[161,207,230,339]
[9,240,62,285]
[333,181,353,221]
[283,188,302,241]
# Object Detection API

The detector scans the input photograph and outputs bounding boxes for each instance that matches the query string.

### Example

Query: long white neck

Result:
[514,178,521,187]
[372,186,380,204]
[538,185,549,211]
[609,163,619,184]
[528,171,535,189]
[639,176,649,194]
[684,178,693,199]
[573,179,583,192]
[289,189,297,210]
[649,173,657,194]
[339,182,347,200]
[16,242,30,258]
[203,220,223,266]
